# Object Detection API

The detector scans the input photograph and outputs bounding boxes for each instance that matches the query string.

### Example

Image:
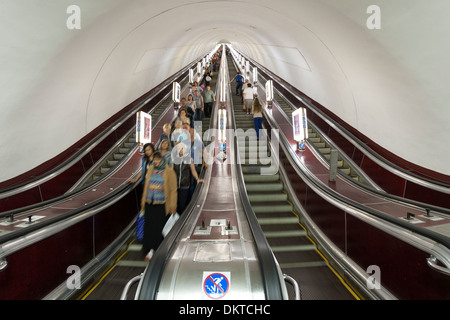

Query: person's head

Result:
[180,97,186,105]
[163,123,171,135]
[181,122,190,132]
[247,83,252,87]
[253,98,263,112]
[142,143,155,159]
[152,151,163,168]
[206,86,211,91]
[179,108,187,117]
[159,139,170,151]
[194,89,200,95]
[174,143,187,157]
[188,94,193,101]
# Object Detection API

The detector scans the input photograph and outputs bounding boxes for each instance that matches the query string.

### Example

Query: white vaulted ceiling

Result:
[1,0,449,182]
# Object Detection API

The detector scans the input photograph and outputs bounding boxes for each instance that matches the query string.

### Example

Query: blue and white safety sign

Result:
[202,272,230,299]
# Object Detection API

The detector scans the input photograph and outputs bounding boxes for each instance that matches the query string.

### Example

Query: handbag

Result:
[135,210,144,242]
[162,213,180,237]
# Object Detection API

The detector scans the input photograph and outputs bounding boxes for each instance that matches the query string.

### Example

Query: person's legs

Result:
[205,102,212,118]
[177,188,190,215]
[143,204,167,255]
[142,203,152,254]
[236,83,243,96]
[254,117,263,139]
[245,99,252,114]
[195,108,202,121]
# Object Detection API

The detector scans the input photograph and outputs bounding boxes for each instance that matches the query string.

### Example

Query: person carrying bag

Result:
[140,152,177,261]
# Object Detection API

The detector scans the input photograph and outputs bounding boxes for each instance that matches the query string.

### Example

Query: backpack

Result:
[174,161,191,189]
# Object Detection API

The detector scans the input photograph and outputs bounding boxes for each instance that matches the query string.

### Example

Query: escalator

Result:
[228,47,450,300]
[77,61,219,301]
[227,55,358,300]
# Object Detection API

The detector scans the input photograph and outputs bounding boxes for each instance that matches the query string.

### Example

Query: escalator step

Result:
[100,167,110,174]
[248,193,287,202]
[116,260,148,268]
[258,216,299,225]
[252,204,293,213]
[107,160,118,167]
[272,244,316,252]
[280,261,328,269]
[118,148,130,154]
[244,174,279,182]
[245,183,283,192]
[241,166,274,174]
[314,142,326,148]
[123,142,135,148]
[263,229,306,238]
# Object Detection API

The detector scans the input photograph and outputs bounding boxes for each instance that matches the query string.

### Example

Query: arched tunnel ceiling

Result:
[1,0,449,182]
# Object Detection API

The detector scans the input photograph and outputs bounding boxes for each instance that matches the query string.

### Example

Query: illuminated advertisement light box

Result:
[136,111,152,148]
[172,82,181,103]
[189,69,194,84]
[292,108,308,141]
[253,67,258,83]
[265,80,273,102]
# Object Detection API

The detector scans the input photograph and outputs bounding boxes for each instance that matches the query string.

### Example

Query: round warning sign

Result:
[203,272,230,299]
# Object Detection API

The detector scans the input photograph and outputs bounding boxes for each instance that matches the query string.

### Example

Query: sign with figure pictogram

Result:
[202,272,230,299]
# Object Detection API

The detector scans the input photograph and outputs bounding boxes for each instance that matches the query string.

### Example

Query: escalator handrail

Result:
[237,50,450,192]
[0,177,139,258]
